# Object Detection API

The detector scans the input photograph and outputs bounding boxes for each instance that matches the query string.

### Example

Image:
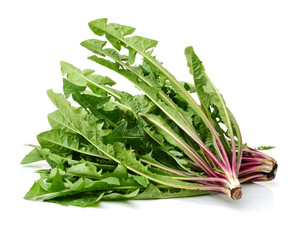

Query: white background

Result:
[1,0,299,239]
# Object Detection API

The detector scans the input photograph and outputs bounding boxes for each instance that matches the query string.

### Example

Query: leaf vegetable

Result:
[21,18,277,207]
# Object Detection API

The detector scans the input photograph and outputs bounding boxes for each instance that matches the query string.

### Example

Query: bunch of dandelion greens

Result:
[21,18,277,207]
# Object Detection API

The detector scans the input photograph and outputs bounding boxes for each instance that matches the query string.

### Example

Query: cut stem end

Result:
[264,162,278,181]
[231,187,242,200]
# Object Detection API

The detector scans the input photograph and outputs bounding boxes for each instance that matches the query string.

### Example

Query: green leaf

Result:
[102,189,139,201]
[49,168,66,192]
[48,110,77,133]
[143,125,165,146]
[133,184,209,200]
[66,162,102,179]
[69,90,118,128]
[31,145,116,171]
[63,78,86,99]
[88,19,157,66]
[21,148,44,164]
[107,164,128,179]
[179,81,196,93]
[102,121,149,146]
[60,61,121,100]
[88,74,116,86]
[24,179,48,200]
[130,175,149,188]
[37,129,109,159]
[140,113,204,167]
[103,121,129,144]
[73,91,111,110]
[139,152,182,176]
[185,47,232,133]
[185,46,243,171]
[37,129,80,155]
[120,92,156,115]
[24,173,121,202]
[49,192,105,207]
[255,146,275,150]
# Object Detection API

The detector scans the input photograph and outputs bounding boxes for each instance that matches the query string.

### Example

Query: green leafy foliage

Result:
[22,18,276,207]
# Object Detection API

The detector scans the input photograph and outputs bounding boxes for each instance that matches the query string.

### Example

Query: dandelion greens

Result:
[21,18,277,207]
